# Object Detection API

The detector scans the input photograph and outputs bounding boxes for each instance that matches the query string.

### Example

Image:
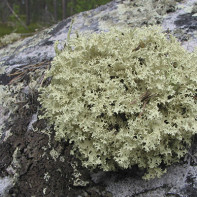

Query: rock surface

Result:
[0,0,189,72]
[0,0,197,197]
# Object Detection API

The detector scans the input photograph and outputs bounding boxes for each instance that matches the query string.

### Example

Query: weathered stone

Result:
[0,0,187,72]
[0,0,197,196]
[192,2,197,14]
[0,177,13,196]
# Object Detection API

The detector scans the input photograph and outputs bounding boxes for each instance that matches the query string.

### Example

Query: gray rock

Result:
[1,0,197,196]
[104,164,197,197]
[0,177,13,197]
[0,0,187,72]
[162,0,197,51]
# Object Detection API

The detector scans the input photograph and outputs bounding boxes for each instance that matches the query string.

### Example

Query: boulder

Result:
[0,0,197,196]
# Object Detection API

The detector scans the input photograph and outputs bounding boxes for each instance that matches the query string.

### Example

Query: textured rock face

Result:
[0,0,197,197]
[0,0,188,72]
[162,0,197,52]
[103,164,197,197]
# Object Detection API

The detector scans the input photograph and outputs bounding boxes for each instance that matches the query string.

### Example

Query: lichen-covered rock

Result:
[192,2,197,14]
[1,0,197,196]
[39,25,197,180]
[0,0,182,73]
[0,176,13,196]
[0,33,21,47]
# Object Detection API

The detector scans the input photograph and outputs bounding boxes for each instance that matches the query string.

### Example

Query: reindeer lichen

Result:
[39,26,197,180]
[0,33,21,47]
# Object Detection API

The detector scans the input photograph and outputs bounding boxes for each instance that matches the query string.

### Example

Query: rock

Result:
[0,0,186,73]
[192,2,197,14]
[104,164,197,197]
[0,177,13,197]
[162,0,197,51]
[0,0,197,197]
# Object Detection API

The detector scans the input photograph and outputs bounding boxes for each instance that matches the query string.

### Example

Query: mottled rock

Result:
[1,0,197,197]
[0,177,13,197]
[162,0,197,51]
[0,0,184,72]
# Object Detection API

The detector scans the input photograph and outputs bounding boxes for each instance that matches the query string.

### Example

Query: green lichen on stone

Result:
[0,82,18,140]
[0,33,21,47]
[71,161,89,187]
[50,148,60,161]
[98,0,179,31]
[192,2,197,16]
[39,25,197,180]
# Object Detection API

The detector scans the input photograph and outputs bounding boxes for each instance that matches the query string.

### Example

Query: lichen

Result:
[39,25,197,180]
[44,172,50,182]
[192,2,197,15]
[0,63,48,142]
[98,0,179,31]
[50,148,60,161]
[5,147,21,187]
[0,84,17,141]
[0,33,21,47]
[43,187,47,195]
[71,161,89,187]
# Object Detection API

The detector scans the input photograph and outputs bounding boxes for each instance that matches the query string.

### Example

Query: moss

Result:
[39,25,197,180]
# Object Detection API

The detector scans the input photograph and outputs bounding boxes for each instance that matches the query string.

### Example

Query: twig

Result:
[8,61,50,85]
[130,91,149,104]
[130,91,155,118]
[8,72,25,84]
[138,99,148,118]
[8,71,23,76]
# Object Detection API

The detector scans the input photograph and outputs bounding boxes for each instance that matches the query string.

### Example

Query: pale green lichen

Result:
[54,18,75,56]
[39,25,197,180]
[98,0,178,31]
[0,82,27,116]
[192,2,197,16]
[71,161,89,187]
[43,187,47,195]
[44,172,50,182]
[59,156,65,162]
[0,64,46,142]
[49,148,60,161]
[5,147,21,187]
[40,129,52,148]
[0,33,21,47]
[0,84,17,140]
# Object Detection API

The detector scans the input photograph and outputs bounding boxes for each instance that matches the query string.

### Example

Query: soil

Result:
[0,62,112,197]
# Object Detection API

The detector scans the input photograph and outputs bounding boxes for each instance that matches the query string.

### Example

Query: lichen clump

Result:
[0,33,21,47]
[39,26,197,179]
